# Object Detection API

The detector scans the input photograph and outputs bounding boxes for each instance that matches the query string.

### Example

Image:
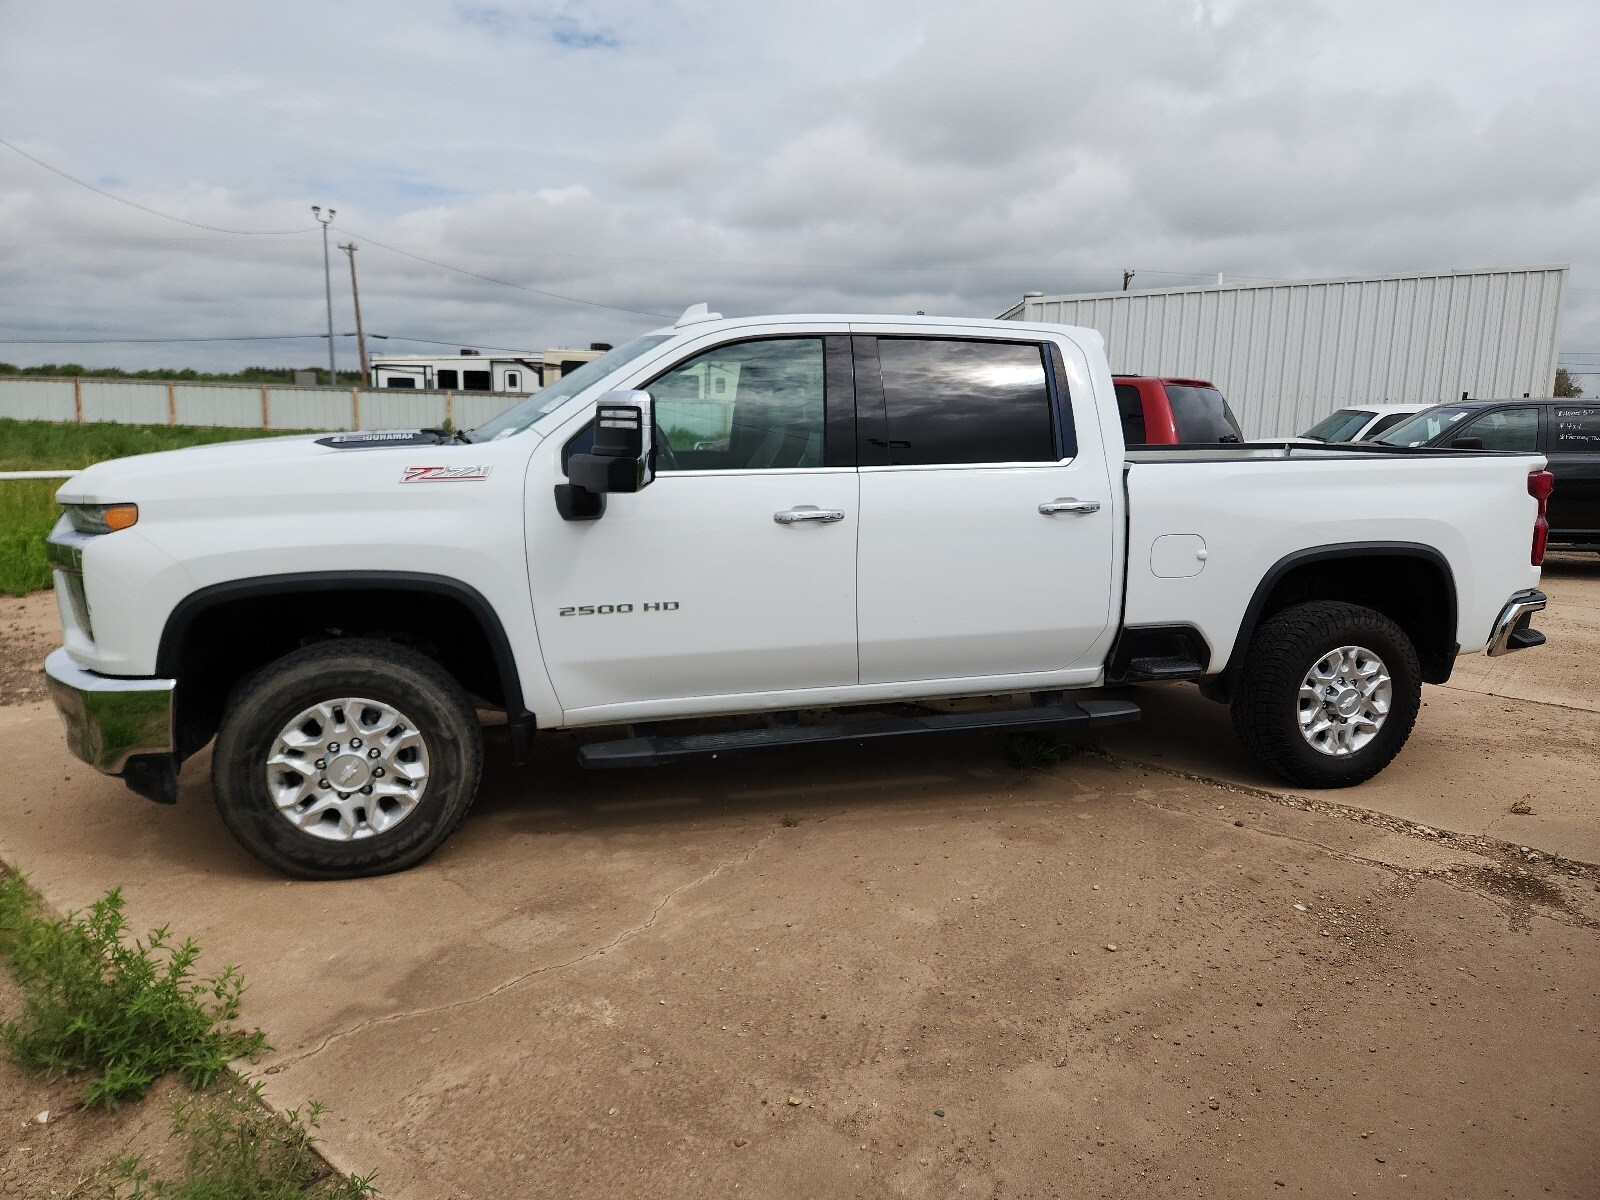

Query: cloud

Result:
[0,0,1596,374]
[617,119,722,189]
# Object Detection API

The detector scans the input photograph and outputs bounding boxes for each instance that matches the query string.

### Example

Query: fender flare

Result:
[155,570,527,717]
[1219,541,1458,682]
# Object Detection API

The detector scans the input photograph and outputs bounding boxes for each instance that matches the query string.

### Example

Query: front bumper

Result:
[43,647,176,774]
[1486,589,1547,657]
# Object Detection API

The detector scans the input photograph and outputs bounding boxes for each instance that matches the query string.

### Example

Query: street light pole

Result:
[338,241,369,384]
[312,205,337,383]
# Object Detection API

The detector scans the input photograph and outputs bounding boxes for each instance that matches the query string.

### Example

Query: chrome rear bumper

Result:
[1486,590,1547,657]
[43,648,175,774]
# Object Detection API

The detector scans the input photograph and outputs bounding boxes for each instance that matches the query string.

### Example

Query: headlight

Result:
[64,503,139,535]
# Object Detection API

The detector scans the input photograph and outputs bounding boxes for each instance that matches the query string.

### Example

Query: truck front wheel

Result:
[1230,601,1421,788]
[211,639,483,878]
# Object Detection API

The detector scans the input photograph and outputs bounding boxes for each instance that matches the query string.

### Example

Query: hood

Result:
[55,429,479,504]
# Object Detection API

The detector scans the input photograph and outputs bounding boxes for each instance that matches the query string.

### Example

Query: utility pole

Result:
[339,241,369,384]
[1122,269,1135,292]
[312,205,337,383]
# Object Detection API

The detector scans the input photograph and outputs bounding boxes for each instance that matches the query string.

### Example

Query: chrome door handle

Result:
[1039,498,1101,515]
[774,505,846,525]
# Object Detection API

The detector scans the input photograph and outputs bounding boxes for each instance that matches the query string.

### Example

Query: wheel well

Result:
[1216,548,1457,698]
[160,580,518,759]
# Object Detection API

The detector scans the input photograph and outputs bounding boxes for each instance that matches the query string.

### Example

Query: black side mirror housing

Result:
[1450,436,1484,450]
[556,392,656,522]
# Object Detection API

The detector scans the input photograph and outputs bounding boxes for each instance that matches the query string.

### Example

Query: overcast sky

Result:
[2,0,1597,374]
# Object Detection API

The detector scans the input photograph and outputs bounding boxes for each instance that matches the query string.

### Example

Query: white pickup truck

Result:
[44,309,1551,878]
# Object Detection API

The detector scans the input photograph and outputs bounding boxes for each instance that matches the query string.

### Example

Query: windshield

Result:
[1300,408,1374,442]
[1373,406,1473,447]
[467,335,673,441]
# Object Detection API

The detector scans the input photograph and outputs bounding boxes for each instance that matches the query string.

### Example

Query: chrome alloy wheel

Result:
[1297,645,1392,757]
[265,697,430,841]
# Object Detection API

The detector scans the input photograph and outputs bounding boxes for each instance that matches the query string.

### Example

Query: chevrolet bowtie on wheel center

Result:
[43,308,1549,877]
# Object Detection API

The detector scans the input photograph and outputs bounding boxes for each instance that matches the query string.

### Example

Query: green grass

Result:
[0,873,267,1109]
[0,418,300,596]
[86,1085,378,1199]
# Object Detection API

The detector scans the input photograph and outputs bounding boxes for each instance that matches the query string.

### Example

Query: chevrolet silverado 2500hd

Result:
[43,310,1551,878]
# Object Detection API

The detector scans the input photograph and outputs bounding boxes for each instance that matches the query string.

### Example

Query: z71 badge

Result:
[401,465,493,483]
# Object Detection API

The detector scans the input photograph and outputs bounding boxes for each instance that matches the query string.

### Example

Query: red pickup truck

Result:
[1114,376,1244,445]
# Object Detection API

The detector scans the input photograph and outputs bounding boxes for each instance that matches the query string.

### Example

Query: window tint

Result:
[1361,411,1414,439]
[506,371,520,391]
[649,338,826,471]
[1456,407,1539,452]
[462,370,492,392]
[384,377,416,389]
[875,339,1054,465]
[1165,384,1242,443]
[1301,408,1374,442]
[1552,407,1600,450]
[437,368,458,389]
[1374,406,1473,446]
[1114,383,1147,444]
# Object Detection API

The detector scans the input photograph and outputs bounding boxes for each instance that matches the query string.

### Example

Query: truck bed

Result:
[1121,442,1546,671]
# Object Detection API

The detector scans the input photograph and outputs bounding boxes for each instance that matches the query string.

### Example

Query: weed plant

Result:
[0,875,266,1107]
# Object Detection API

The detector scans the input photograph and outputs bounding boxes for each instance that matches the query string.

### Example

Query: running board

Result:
[577,699,1141,769]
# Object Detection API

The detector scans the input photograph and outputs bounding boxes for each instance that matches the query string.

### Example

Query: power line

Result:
[0,133,318,236]
[331,223,673,320]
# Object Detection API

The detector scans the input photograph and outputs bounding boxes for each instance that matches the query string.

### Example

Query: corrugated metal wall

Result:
[0,377,526,433]
[1003,266,1568,438]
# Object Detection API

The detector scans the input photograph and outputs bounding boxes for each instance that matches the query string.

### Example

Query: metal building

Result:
[998,265,1568,438]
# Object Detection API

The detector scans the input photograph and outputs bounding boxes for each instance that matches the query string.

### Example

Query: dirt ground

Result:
[0,559,1596,1198]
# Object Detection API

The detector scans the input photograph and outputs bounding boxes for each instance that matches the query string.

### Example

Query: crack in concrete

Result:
[1095,751,1600,931]
[266,829,778,1071]
[1438,681,1599,715]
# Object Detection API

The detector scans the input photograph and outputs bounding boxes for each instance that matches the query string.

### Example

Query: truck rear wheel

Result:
[1230,601,1421,788]
[211,639,483,878]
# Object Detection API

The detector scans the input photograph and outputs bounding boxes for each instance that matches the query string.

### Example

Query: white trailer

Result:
[370,347,609,394]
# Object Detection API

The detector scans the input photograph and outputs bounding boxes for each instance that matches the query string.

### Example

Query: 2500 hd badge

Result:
[558,601,681,616]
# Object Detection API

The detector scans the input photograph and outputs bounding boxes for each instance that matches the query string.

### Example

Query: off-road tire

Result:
[1230,601,1421,788]
[211,639,483,878]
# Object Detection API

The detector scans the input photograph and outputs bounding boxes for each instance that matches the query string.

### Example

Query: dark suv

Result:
[1375,398,1600,551]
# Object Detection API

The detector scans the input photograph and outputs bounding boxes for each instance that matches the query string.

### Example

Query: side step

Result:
[1122,656,1205,682]
[577,698,1141,770]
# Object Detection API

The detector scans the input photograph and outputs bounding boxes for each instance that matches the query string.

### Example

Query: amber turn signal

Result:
[102,504,139,532]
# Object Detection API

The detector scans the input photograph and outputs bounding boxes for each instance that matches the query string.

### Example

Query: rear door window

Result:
[1552,407,1600,451]
[872,338,1057,465]
[1164,384,1242,442]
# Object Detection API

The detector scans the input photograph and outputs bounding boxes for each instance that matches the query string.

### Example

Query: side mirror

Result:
[555,391,655,522]
[1450,436,1484,450]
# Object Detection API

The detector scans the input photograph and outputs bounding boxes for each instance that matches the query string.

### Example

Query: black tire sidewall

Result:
[211,641,482,878]
[1234,602,1422,788]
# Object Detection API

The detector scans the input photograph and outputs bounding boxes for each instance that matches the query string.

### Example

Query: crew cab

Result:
[43,309,1551,878]
[1112,375,1244,445]
[1374,398,1600,551]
